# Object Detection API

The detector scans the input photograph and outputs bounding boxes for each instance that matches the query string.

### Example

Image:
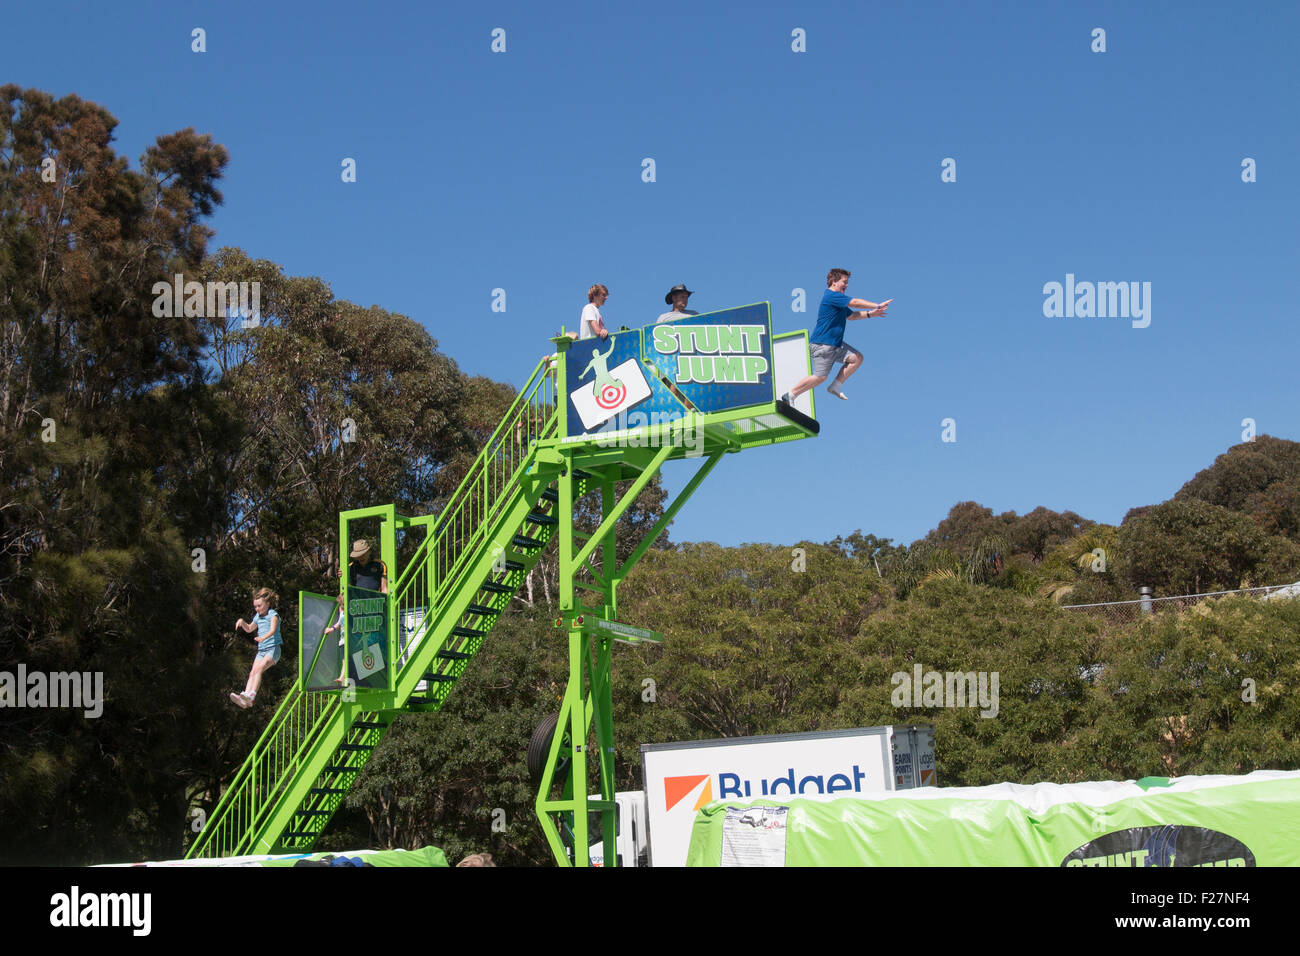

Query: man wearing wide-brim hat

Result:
[656,284,700,324]
[346,538,388,594]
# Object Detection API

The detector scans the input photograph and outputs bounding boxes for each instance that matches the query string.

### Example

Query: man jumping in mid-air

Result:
[783,268,892,403]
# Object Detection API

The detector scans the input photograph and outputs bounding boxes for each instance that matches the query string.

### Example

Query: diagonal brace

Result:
[618,450,724,579]
[571,444,673,572]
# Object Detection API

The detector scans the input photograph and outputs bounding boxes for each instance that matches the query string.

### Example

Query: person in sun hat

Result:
[656,283,699,323]
[346,538,388,594]
[332,540,389,686]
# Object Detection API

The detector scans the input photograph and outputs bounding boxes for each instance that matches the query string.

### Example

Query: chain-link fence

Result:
[1062,583,1299,627]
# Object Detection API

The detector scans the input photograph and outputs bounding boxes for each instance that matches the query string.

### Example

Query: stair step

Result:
[309,788,346,795]
[541,487,559,502]
[480,581,511,595]
[337,743,371,752]
[512,534,543,549]
[295,810,331,817]
[282,831,317,839]
[438,649,472,661]
[503,559,524,571]
[351,721,387,730]
[407,696,432,706]
[452,626,483,639]
[573,468,594,480]
[324,765,360,774]
[465,603,495,617]
[421,672,456,683]
[526,512,558,526]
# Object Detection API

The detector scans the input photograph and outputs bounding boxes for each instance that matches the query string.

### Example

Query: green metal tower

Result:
[186,302,818,865]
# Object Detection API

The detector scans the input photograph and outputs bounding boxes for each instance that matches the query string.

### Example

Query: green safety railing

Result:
[189,685,339,857]
[390,359,558,675]
[189,358,559,858]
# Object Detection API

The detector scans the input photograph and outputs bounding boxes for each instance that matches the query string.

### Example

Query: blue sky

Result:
[11,0,1299,549]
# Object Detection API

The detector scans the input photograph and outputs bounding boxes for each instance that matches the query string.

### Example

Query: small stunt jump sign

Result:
[571,350,652,431]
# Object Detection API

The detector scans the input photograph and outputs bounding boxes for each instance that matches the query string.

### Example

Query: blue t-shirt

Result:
[810,289,854,347]
[255,609,281,650]
[806,287,857,348]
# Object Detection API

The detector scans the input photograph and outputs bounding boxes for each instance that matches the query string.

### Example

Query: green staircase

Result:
[187,358,573,859]
[188,307,822,863]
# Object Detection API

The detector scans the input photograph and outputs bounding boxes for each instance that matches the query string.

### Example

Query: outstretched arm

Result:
[849,297,894,318]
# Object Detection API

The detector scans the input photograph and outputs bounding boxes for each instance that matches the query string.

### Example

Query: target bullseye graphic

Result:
[595,381,627,410]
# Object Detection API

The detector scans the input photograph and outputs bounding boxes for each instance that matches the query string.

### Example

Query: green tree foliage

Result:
[208,260,470,602]
[1010,506,1096,562]
[1031,524,1130,605]
[827,529,907,576]
[0,86,238,864]
[1120,499,1300,596]
[921,501,1093,564]
[1076,597,1300,778]
[1245,478,1300,541]
[1176,435,1300,519]
[615,543,893,740]
[834,579,1108,787]
[182,253,480,837]
[907,503,1094,599]
[0,87,553,863]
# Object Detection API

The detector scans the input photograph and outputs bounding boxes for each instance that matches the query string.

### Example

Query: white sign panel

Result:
[570,358,653,431]
[642,729,894,867]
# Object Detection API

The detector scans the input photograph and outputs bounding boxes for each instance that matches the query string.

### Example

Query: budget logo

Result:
[664,773,714,813]
[571,341,651,431]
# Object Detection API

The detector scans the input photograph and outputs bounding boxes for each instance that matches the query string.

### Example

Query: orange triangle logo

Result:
[693,778,714,811]
[664,774,711,812]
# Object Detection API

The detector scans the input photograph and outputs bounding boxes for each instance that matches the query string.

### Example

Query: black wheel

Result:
[527,713,563,786]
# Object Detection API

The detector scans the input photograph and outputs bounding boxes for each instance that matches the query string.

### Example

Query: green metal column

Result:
[594,476,618,865]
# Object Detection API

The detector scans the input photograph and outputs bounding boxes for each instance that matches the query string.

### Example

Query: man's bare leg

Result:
[827,351,862,399]
[785,374,825,402]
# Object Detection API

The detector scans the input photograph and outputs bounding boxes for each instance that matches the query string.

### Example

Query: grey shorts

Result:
[256,645,282,665]
[810,342,861,378]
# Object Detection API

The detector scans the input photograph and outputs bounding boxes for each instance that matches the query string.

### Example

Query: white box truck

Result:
[588,725,935,867]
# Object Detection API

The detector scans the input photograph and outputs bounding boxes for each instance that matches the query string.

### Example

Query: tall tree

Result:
[0,86,234,863]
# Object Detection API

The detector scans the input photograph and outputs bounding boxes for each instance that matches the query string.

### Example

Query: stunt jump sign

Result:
[347,587,388,687]
[564,305,775,436]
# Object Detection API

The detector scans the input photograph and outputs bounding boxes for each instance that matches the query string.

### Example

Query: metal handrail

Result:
[189,359,559,859]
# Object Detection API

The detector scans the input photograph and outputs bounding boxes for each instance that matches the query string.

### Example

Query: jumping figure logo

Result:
[569,340,653,432]
[582,341,627,410]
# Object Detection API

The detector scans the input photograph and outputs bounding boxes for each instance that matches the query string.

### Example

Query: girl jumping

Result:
[230,587,282,709]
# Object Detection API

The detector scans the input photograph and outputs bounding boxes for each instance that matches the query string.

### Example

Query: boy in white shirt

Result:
[580,284,610,339]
